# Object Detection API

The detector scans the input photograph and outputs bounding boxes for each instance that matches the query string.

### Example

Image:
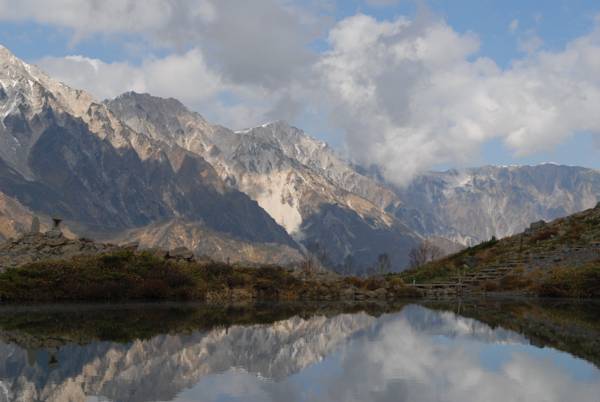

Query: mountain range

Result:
[0,44,598,272]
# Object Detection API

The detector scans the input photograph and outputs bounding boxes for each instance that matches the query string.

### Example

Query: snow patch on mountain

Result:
[250,170,304,237]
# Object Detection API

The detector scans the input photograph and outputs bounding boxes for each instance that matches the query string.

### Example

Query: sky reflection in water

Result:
[0,303,598,402]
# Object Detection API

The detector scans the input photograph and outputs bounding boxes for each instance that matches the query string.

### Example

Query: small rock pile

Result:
[0,230,122,271]
[0,227,203,271]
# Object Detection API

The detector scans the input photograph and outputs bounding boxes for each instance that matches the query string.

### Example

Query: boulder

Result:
[121,241,140,251]
[529,220,546,231]
[373,288,388,299]
[340,287,356,300]
[46,236,68,247]
[45,229,63,239]
[354,290,368,301]
[167,247,195,261]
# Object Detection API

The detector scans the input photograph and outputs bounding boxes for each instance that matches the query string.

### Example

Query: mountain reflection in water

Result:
[0,301,598,402]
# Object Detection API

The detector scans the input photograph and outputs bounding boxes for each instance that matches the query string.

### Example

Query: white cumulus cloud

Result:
[38,49,274,129]
[314,13,600,184]
[5,1,600,183]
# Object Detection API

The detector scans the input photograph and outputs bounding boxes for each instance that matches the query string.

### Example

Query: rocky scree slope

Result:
[115,218,303,266]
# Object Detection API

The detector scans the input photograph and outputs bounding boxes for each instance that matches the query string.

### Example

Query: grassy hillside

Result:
[399,204,600,298]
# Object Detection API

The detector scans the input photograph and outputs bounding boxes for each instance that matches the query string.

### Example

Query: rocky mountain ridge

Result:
[391,164,600,246]
[0,46,300,266]
[107,92,419,271]
[0,44,599,272]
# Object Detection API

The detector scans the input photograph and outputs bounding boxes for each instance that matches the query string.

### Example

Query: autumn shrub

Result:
[529,227,559,243]
[226,270,252,288]
[469,237,498,252]
[498,268,532,290]
[535,263,600,298]
[400,262,458,284]
[137,279,170,299]
[564,222,585,243]
[481,280,500,292]
[201,262,233,284]
[0,251,198,301]
[386,277,406,288]
[343,276,364,288]
[364,277,386,291]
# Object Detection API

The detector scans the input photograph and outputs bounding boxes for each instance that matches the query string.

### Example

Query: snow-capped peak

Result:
[0,44,96,119]
[235,120,282,134]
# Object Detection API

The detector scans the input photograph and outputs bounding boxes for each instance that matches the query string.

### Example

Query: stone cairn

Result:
[47,218,62,237]
[30,216,40,234]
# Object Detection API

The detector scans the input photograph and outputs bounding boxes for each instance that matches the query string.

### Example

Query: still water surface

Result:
[0,300,598,402]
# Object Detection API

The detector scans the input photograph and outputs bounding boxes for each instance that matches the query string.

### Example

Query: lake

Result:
[0,300,598,402]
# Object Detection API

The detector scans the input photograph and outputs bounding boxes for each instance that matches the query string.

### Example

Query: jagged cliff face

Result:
[235,121,400,211]
[0,46,297,261]
[0,46,96,178]
[391,164,600,246]
[107,93,419,271]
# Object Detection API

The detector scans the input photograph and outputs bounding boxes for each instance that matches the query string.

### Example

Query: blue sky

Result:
[0,0,599,179]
